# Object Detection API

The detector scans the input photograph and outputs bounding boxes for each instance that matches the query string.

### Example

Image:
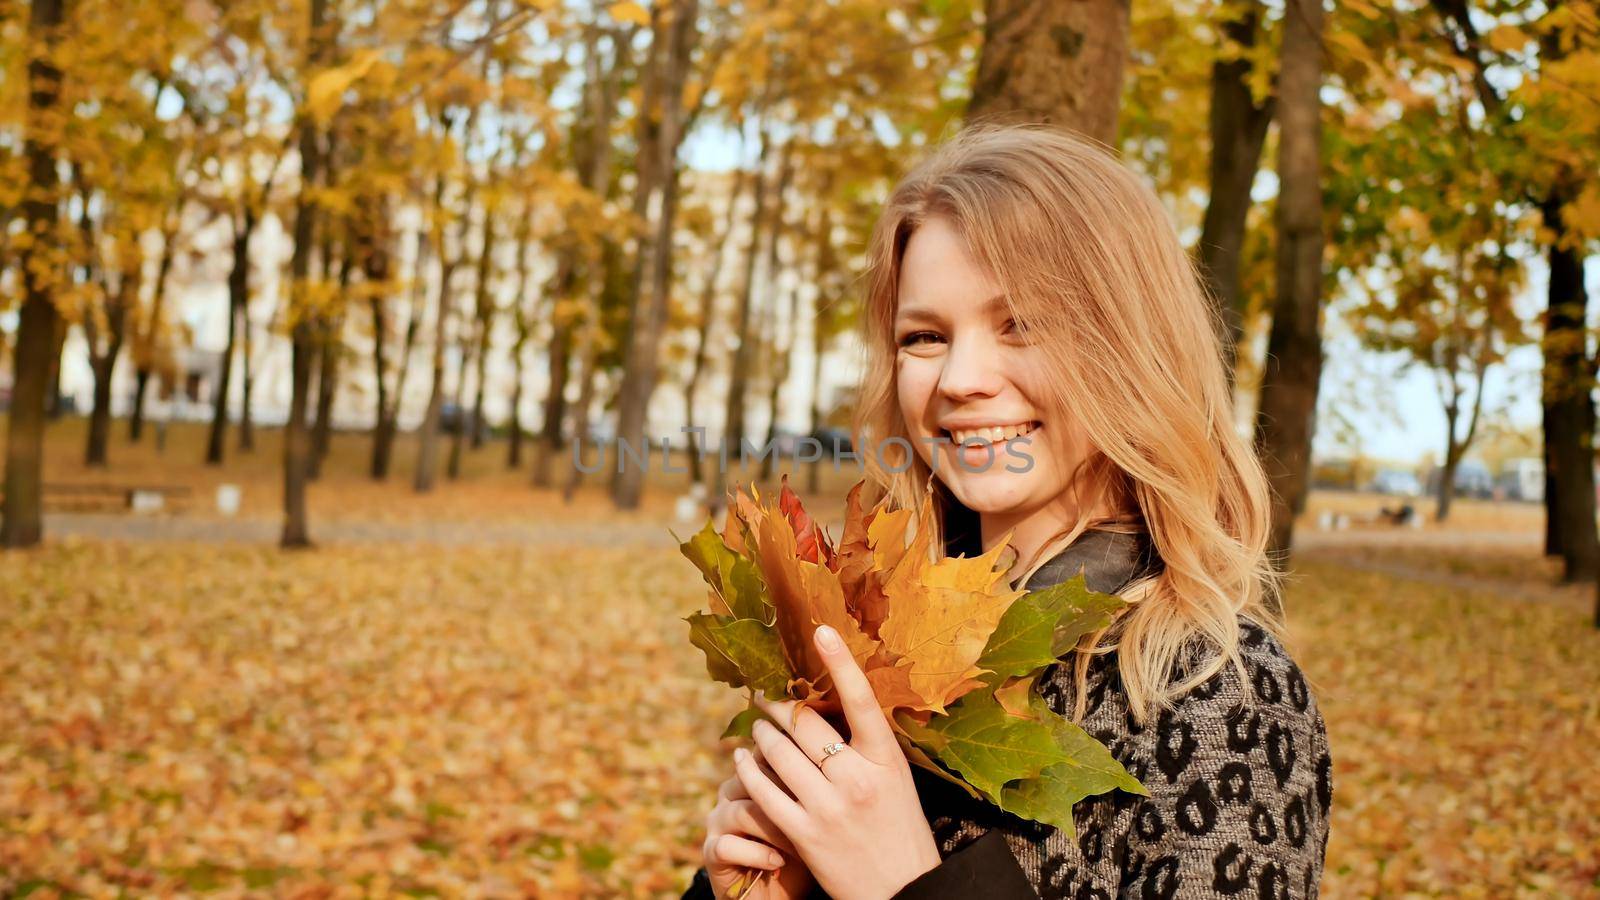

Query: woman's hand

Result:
[734,624,942,900]
[703,754,816,899]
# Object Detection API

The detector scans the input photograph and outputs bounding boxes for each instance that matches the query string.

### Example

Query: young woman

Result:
[684,125,1332,899]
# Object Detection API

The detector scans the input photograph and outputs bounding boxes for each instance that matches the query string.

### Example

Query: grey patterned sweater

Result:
[684,529,1333,899]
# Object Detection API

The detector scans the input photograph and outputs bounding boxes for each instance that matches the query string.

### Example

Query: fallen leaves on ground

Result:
[0,539,740,898]
[1291,556,1600,898]
[2,518,1597,896]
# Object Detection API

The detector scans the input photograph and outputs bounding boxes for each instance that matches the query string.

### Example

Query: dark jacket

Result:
[683,528,1332,899]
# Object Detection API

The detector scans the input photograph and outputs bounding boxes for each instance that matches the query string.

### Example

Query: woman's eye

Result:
[897,331,942,348]
[1002,319,1031,339]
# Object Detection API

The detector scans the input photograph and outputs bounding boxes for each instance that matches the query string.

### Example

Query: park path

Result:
[45,512,1580,607]
[43,512,680,548]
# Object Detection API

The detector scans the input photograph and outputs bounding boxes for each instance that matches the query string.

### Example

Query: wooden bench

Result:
[37,483,195,514]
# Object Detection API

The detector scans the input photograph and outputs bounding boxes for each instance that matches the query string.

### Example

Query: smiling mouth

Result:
[940,421,1041,444]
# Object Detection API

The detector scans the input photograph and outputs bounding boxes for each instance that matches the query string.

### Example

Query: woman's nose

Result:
[936,335,1005,401]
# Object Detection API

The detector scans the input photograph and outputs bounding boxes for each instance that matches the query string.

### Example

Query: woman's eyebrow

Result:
[895,293,1008,325]
[894,305,945,326]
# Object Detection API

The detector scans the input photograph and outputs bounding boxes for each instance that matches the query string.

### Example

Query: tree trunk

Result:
[686,165,749,486]
[130,215,178,443]
[806,188,836,497]
[208,213,254,465]
[366,214,393,479]
[416,167,473,494]
[1198,1,1273,385]
[759,285,797,484]
[756,147,798,484]
[967,0,1130,145]
[507,207,536,469]
[375,202,431,480]
[44,313,67,419]
[446,209,487,480]
[85,261,136,467]
[1540,186,1599,584]
[309,319,341,479]
[562,321,603,503]
[533,274,574,489]
[2,0,66,549]
[1252,0,1325,589]
[238,288,256,452]
[282,0,329,550]
[445,327,471,480]
[129,369,152,442]
[310,256,352,480]
[537,25,618,489]
[468,206,497,452]
[611,0,699,509]
[724,130,773,459]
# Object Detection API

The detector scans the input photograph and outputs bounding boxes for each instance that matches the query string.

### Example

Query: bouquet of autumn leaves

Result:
[678,477,1147,839]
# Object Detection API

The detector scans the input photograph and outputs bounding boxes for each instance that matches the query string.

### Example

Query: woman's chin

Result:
[946,473,1040,515]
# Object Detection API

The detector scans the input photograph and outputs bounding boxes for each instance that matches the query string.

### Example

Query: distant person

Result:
[684,126,1331,899]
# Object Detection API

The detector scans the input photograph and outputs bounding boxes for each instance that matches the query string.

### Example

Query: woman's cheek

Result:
[895,357,938,428]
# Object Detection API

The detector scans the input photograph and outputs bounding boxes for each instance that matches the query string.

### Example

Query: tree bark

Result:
[612,0,700,509]
[507,205,536,469]
[238,285,256,452]
[533,286,573,488]
[310,255,353,479]
[416,144,476,494]
[536,24,618,489]
[282,0,329,550]
[724,129,773,459]
[364,211,394,480]
[85,257,136,467]
[1539,186,1598,583]
[967,0,1131,145]
[208,210,255,465]
[375,197,432,480]
[1251,0,1325,588]
[757,145,798,483]
[1198,1,1273,385]
[806,190,836,497]
[130,213,178,443]
[467,205,498,453]
[2,0,66,549]
[562,319,603,503]
[686,165,749,486]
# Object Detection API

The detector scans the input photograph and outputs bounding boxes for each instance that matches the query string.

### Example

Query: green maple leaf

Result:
[676,520,769,621]
[896,692,1071,798]
[721,705,773,739]
[977,573,1126,684]
[684,613,792,700]
[999,694,1148,837]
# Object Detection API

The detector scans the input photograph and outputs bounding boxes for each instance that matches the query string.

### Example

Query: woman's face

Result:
[893,216,1095,519]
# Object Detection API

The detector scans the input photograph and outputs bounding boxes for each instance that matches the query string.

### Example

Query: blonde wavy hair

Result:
[849,124,1286,726]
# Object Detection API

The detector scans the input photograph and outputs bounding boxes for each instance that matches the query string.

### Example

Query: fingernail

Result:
[767,851,784,867]
[815,625,841,652]
[734,747,749,764]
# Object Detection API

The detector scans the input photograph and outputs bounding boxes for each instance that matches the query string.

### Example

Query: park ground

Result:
[2,419,1598,898]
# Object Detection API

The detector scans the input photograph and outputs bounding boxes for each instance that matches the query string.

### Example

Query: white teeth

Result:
[949,422,1036,444]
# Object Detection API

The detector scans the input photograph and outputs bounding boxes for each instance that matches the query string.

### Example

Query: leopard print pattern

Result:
[916,615,1333,899]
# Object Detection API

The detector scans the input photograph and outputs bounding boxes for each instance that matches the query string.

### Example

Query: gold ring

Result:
[818,741,847,765]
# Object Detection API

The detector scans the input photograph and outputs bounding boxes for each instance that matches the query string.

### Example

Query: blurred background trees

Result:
[1,0,1596,612]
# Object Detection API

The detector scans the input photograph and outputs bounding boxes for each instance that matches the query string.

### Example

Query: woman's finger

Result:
[716,774,748,802]
[813,624,897,760]
[705,833,786,871]
[750,717,833,806]
[752,693,843,766]
[734,746,808,838]
[750,746,797,801]
[709,798,798,855]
